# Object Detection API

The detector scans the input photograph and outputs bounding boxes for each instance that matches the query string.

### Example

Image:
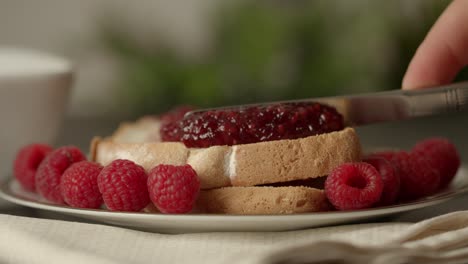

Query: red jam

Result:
[160,106,195,142]
[161,102,344,148]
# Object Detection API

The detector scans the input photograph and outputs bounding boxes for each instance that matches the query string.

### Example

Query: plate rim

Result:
[2,172,468,222]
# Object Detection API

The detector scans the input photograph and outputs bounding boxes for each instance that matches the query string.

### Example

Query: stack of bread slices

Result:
[91,115,362,214]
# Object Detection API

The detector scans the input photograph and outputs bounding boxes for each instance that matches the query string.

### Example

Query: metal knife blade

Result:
[185,81,468,126]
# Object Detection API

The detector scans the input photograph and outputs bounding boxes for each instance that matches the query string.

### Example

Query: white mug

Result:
[0,48,73,182]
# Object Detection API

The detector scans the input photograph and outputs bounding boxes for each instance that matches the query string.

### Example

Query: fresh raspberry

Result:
[148,164,200,214]
[98,159,150,212]
[36,146,86,204]
[412,138,460,188]
[391,151,440,201]
[368,151,402,187]
[178,102,344,148]
[60,161,103,209]
[159,105,196,142]
[13,143,53,192]
[325,163,383,210]
[363,157,400,206]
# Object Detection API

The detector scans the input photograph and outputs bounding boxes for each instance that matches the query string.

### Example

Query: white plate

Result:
[1,169,468,233]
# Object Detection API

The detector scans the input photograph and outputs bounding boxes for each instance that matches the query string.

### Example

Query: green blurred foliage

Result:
[100,0,466,117]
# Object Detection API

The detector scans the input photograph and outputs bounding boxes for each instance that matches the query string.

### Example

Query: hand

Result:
[402,0,468,90]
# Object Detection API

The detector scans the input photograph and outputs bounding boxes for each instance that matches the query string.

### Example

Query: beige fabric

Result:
[2,211,468,264]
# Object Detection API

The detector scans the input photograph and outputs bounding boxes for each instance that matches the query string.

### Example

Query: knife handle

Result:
[406,81,468,117]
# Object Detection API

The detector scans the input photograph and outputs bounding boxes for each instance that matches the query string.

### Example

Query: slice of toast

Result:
[92,127,361,189]
[110,116,161,143]
[197,186,330,214]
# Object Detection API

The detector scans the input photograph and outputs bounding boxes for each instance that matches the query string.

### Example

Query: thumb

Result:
[402,0,468,90]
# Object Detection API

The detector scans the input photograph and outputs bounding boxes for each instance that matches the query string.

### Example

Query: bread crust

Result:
[92,127,361,189]
[111,116,161,143]
[196,186,330,214]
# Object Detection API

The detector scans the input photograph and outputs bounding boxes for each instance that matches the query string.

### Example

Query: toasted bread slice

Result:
[111,116,161,143]
[197,186,330,214]
[91,127,361,189]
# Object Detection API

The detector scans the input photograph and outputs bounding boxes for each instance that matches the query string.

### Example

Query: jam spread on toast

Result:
[161,102,344,148]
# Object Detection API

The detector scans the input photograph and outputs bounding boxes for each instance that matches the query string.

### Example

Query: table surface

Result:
[2,111,468,226]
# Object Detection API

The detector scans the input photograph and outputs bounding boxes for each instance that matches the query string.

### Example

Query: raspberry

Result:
[148,164,200,214]
[391,151,440,201]
[412,138,460,188]
[159,105,196,142]
[60,161,103,209]
[363,157,400,206]
[13,143,53,192]
[36,146,86,204]
[98,159,150,212]
[178,102,344,148]
[368,151,402,187]
[325,163,383,210]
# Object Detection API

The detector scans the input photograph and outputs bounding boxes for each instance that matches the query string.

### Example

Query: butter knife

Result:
[186,81,468,126]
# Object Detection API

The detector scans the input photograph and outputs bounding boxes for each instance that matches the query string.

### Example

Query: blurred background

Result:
[1,0,468,157]
[1,0,467,119]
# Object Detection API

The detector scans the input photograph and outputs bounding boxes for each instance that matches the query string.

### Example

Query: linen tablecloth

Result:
[2,211,468,264]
